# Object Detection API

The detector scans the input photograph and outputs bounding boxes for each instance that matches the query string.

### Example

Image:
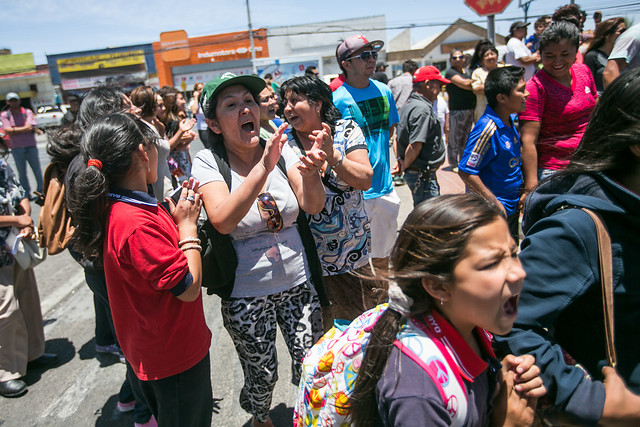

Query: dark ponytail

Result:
[67,113,156,258]
[349,194,503,425]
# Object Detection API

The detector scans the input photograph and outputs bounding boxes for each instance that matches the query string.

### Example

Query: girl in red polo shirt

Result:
[66,112,212,426]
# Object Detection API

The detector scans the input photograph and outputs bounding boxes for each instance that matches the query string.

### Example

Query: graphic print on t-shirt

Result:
[346,96,391,140]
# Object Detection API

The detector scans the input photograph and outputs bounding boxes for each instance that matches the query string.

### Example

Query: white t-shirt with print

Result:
[191,143,309,298]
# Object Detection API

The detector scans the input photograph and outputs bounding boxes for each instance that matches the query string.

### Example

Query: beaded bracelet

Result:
[179,237,201,246]
[181,244,202,252]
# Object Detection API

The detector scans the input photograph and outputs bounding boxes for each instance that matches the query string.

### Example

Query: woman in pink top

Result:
[519,21,597,198]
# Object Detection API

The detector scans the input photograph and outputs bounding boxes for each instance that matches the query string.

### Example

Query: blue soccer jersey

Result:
[459,106,523,215]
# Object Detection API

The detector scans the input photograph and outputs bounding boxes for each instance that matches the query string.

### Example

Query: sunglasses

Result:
[257,192,283,233]
[346,50,378,62]
[451,55,464,60]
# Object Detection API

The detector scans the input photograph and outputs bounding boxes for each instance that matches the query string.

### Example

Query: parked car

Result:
[36,104,68,129]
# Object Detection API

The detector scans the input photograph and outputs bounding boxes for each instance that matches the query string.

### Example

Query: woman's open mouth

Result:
[503,294,519,317]
[241,120,255,133]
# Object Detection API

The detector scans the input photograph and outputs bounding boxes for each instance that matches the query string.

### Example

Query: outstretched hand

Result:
[179,118,197,133]
[601,366,640,424]
[309,123,335,164]
[261,123,288,172]
[298,124,327,177]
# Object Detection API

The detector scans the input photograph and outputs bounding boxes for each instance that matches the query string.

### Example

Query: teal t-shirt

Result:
[333,79,399,199]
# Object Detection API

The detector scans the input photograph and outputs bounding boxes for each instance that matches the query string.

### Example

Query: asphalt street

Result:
[0,132,463,426]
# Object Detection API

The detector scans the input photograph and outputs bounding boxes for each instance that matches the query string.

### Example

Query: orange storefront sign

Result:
[159,30,190,62]
[153,29,269,87]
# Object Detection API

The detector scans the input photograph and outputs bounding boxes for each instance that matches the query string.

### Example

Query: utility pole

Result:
[487,15,496,44]
[519,0,535,23]
[245,0,257,75]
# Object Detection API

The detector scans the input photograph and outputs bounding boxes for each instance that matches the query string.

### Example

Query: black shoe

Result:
[0,379,27,398]
[27,353,58,370]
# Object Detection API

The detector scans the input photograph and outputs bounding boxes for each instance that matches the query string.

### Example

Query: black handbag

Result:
[197,141,237,298]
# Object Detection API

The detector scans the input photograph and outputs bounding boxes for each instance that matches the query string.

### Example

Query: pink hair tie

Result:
[87,159,103,170]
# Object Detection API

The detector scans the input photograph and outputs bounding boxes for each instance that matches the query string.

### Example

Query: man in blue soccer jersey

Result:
[458,66,528,241]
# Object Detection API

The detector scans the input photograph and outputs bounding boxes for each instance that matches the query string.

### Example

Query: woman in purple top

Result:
[519,21,597,198]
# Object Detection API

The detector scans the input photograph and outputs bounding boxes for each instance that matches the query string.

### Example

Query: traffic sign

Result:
[464,0,513,16]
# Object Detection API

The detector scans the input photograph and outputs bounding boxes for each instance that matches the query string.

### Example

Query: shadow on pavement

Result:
[79,337,121,367]
[95,394,134,427]
[241,403,294,426]
[23,337,75,386]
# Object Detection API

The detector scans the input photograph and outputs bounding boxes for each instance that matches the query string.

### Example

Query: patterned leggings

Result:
[221,280,323,422]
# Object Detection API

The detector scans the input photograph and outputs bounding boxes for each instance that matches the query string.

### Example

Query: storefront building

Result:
[0,52,56,109]
[153,29,269,91]
[46,44,156,97]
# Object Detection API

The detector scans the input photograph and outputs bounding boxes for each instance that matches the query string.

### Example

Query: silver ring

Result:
[179,197,187,201]
[186,195,195,202]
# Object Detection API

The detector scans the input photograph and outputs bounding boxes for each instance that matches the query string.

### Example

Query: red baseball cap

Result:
[337,35,384,63]
[413,66,450,84]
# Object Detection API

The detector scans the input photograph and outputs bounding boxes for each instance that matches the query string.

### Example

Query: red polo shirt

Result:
[104,188,211,381]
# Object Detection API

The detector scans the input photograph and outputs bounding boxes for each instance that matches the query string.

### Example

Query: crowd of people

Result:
[1,3,640,426]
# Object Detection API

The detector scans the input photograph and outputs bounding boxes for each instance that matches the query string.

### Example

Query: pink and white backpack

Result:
[294,304,469,427]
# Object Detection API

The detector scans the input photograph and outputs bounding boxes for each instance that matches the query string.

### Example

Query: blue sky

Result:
[4,0,639,64]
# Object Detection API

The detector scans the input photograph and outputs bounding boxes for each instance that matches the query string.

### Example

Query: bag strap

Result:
[209,140,232,190]
[579,208,617,367]
[269,141,328,306]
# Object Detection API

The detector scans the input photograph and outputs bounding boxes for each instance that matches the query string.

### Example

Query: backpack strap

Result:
[553,205,617,367]
[395,316,469,427]
[209,140,232,190]
[578,207,616,367]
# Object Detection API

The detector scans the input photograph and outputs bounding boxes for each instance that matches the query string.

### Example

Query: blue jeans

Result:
[404,168,440,207]
[11,146,43,195]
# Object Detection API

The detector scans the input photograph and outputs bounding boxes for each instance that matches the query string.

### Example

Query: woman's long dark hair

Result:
[157,86,180,126]
[565,68,640,177]
[47,86,126,168]
[66,113,156,258]
[470,39,494,70]
[349,193,503,426]
[278,75,341,141]
[130,86,157,118]
[586,17,625,54]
